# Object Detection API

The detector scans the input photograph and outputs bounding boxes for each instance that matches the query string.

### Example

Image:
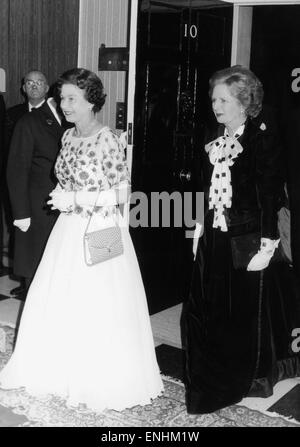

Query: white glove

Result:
[193,222,203,259]
[47,190,74,212]
[247,237,280,271]
[75,189,119,207]
[98,189,117,206]
[14,218,31,232]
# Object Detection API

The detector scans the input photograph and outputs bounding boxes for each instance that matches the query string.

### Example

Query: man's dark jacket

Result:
[7,101,67,278]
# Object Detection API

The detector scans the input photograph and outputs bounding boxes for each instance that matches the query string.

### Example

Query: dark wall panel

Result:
[1,0,79,107]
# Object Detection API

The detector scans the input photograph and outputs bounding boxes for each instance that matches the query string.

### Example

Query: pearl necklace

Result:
[74,120,103,138]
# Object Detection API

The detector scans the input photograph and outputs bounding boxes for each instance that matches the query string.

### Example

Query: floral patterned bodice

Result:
[55,126,130,216]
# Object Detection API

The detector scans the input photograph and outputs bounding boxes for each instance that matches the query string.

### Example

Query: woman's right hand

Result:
[193,222,203,259]
[47,190,74,212]
[13,218,31,232]
[247,238,280,271]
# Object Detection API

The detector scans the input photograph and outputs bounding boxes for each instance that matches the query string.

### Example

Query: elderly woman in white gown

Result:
[0,68,163,411]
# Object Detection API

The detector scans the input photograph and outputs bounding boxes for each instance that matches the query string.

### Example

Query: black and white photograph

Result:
[0,0,300,432]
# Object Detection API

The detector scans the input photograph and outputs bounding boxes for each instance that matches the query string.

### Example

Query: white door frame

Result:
[126,0,139,176]
[229,0,300,66]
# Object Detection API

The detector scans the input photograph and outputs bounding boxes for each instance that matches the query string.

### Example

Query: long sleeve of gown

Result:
[255,125,284,239]
[286,111,300,280]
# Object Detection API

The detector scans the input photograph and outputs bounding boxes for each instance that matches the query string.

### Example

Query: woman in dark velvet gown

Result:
[185,66,300,414]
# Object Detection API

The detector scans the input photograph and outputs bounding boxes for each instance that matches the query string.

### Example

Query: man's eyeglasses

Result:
[25,79,46,87]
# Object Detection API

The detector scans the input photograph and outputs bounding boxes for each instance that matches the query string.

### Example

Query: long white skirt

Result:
[0,212,163,411]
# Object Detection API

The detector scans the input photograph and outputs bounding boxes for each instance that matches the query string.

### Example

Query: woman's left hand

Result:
[247,238,280,271]
[47,190,74,212]
[193,222,203,259]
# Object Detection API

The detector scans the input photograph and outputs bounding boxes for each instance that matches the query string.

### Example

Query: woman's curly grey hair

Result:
[57,68,106,113]
[209,65,264,118]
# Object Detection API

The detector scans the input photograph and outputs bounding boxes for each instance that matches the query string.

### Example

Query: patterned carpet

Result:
[0,325,298,427]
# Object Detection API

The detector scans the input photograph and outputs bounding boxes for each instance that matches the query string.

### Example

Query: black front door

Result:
[130,0,233,314]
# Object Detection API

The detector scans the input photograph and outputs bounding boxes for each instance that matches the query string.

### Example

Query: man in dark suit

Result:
[0,94,5,168]
[0,93,6,273]
[7,70,68,297]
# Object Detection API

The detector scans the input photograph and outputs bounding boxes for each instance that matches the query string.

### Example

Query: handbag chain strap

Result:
[84,189,118,236]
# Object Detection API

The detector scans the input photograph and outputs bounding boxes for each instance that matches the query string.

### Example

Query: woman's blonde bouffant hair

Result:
[209,65,264,118]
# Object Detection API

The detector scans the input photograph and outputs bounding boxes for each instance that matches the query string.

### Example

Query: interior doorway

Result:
[130,0,233,314]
